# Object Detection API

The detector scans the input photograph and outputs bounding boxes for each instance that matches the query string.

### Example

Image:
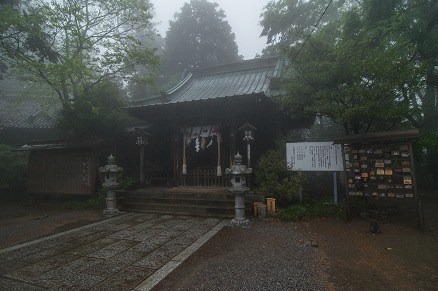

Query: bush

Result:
[0,144,28,200]
[277,205,308,221]
[255,150,304,206]
[277,199,345,221]
[306,200,344,219]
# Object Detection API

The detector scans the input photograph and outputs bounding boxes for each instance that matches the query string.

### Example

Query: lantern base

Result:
[230,217,251,228]
[103,208,120,217]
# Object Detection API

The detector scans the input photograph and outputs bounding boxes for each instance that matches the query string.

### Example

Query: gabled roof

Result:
[129,56,283,108]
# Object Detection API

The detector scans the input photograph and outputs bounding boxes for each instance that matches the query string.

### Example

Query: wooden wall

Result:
[27,150,98,195]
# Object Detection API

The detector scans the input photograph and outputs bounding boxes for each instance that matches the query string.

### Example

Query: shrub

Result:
[306,200,344,219]
[277,205,308,221]
[0,144,28,200]
[255,150,304,206]
[277,199,345,221]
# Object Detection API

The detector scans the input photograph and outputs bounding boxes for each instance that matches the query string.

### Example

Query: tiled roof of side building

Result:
[0,98,60,129]
[129,56,284,108]
[0,79,61,129]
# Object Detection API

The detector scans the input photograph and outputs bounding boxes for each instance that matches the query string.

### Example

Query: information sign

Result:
[286,142,344,172]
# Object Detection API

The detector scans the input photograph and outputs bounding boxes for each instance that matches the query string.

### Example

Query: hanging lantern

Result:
[238,122,256,142]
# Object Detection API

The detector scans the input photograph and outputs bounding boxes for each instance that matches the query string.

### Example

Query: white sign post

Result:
[286,142,344,203]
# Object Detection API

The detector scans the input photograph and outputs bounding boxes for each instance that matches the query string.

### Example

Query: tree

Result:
[262,0,438,186]
[267,0,418,134]
[161,0,241,76]
[0,0,54,80]
[260,0,347,56]
[126,31,165,101]
[395,0,438,132]
[0,0,159,106]
[57,79,132,140]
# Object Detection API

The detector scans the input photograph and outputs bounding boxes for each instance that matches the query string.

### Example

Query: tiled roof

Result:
[19,137,105,151]
[0,79,61,129]
[0,98,60,129]
[129,57,283,108]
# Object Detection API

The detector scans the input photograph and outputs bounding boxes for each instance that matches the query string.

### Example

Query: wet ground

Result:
[0,200,437,290]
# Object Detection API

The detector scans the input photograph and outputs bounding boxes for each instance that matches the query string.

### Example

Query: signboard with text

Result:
[286,142,344,171]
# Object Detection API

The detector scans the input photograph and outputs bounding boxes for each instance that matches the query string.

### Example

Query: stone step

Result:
[125,191,233,201]
[123,196,234,207]
[121,202,236,218]
[121,187,258,218]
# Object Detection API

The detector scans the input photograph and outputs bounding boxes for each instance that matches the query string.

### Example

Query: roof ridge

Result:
[192,56,280,77]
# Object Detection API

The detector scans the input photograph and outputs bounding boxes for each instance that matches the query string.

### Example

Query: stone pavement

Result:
[0,213,229,291]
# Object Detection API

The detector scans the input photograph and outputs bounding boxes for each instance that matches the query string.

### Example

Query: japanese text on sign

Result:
[286,142,344,171]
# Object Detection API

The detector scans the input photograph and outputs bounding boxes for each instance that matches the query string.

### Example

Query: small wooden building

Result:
[123,57,312,187]
[21,138,105,196]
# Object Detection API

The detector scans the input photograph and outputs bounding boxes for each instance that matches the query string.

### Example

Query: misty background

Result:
[151,0,269,59]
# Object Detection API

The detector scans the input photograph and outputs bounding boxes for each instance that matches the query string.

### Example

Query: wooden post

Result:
[139,144,144,185]
[182,130,187,174]
[217,132,222,176]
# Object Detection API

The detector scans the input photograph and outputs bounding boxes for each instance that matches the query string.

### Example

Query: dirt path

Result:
[0,201,104,249]
[294,218,438,290]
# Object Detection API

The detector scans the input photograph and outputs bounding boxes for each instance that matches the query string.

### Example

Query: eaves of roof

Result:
[19,137,106,151]
[129,56,284,109]
[334,129,420,144]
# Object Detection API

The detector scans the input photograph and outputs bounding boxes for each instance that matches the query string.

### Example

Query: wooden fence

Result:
[178,167,231,187]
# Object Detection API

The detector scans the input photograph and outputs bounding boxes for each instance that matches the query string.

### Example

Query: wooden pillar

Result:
[172,130,179,185]
[229,125,237,167]
[139,144,145,185]
[217,131,222,176]
[182,130,187,174]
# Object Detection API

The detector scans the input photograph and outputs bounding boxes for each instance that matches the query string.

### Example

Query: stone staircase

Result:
[121,187,257,218]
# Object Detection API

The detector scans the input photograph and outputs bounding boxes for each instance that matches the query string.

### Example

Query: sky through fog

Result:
[150,0,270,59]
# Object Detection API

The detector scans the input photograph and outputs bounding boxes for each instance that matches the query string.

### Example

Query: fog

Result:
[150,0,270,59]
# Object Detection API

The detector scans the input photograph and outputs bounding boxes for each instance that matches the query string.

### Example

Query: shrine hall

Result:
[119,56,312,187]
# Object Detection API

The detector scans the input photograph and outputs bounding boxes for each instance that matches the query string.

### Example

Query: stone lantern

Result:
[225,152,252,227]
[99,154,123,216]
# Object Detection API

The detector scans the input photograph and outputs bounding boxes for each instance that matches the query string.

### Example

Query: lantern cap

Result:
[107,154,115,164]
[238,122,257,132]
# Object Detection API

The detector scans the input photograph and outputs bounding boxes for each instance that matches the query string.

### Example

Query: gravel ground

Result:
[153,219,329,291]
[153,217,438,291]
[1,201,437,290]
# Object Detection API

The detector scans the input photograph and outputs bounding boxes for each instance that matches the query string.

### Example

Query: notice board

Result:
[286,142,344,172]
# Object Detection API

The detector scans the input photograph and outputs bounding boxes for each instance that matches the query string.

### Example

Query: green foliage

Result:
[277,200,345,222]
[413,129,438,190]
[262,0,438,135]
[1,0,159,103]
[161,0,241,76]
[57,80,132,139]
[260,0,346,55]
[277,204,308,221]
[275,6,415,134]
[0,144,28,199]
[255,150,304,206]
